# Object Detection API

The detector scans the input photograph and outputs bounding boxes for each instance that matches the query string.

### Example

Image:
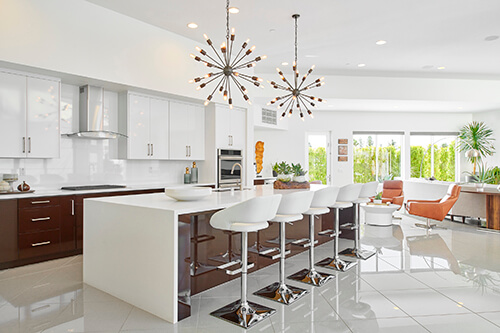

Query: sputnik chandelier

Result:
[268,14,325,120]
[189,0,266,108]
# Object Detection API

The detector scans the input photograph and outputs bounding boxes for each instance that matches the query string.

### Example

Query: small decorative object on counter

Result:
[17,181,31,192]
[275,161,293,182]
[272,162,279,177]
[273,180,310,189]
[291,163,308,182]
[191,161,198,184]
[3,173,18,192]
[373,191,383,204]
[0,180,10,192]
[255,141,264,176]
[184,167,191,184]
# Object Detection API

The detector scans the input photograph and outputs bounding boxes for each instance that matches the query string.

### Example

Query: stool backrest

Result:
[311,186,340,208]
[210,195,282,230]
[359,181,378,198]
[276,191,314,215]
[337,183,363,202]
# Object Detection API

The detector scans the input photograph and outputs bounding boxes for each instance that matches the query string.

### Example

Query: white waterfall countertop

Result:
[83,184,324,324]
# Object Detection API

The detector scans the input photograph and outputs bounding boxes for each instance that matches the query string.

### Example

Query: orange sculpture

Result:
[255,141,264,174]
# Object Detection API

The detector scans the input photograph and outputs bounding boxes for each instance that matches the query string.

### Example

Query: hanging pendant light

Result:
[267,14,325,121]
[189,0,266,109]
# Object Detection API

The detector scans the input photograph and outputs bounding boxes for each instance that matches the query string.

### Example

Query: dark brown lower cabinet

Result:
[0,200,18,264]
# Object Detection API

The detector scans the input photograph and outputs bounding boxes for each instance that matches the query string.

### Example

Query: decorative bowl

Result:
[165,186,212,201]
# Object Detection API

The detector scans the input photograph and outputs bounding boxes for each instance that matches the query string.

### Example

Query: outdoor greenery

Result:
[353,136,457,183]
[309,147,327,184]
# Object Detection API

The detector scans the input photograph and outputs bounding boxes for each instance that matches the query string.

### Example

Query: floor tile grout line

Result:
[119,305,135,332]
[475,312,500,329]
[317,281,355,333]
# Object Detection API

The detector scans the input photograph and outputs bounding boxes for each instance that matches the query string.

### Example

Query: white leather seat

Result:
[289,186,339,287]
[331,184,362,209]
[354,181,378,204]
[209,195,282,329]
[254,190,314,305]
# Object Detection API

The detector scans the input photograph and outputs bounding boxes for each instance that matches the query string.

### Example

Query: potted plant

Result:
[272,162,279,177]
[373,192,383,204]
[291,163,308,183]
[276,161,293,182]
[464,163,494,191]
[457,121,495,179]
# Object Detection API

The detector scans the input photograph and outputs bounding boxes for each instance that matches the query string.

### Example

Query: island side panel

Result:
[83,200,178,323]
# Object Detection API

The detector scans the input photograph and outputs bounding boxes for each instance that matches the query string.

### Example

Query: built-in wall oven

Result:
[218,149,243,188]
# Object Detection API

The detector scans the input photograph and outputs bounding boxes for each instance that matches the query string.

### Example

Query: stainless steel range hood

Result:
[65,85,126,139]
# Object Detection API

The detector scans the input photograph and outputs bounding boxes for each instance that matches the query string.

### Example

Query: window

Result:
[353,132,403,183]
[307,133,330,184]
[410,133,458,182]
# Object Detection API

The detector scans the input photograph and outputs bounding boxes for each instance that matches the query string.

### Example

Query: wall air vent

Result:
[261,108,277,126]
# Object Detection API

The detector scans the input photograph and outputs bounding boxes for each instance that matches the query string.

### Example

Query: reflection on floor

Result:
[1,214,500,332]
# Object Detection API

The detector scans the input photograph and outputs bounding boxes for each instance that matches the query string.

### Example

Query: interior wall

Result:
[255,111,472,186]
[472,110,500,167]
[0,84,210,190]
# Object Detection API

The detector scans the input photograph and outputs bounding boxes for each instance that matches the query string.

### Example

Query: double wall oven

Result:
[217,149,243,188]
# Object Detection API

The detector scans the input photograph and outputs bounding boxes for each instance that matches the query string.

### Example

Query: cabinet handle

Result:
[71,200,74,216]
[28,137,31,153]
[188,145,191,157]
[22,137,26,153]
[186,146,188,157]
[229,135,231,146]
[147,143,150,156]
[32,241,51,247]
[231,135,233,146]
[31,217,51,222]
[151,143,154,156]
[31,200,50,205]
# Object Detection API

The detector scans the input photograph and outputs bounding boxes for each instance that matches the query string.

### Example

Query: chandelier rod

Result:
[293,14,299,65]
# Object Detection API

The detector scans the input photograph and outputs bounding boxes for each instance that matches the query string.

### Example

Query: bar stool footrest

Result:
[340,223,357,230]
[292,238,318,248]
[225,262,255,276]
[261,249,290,260]
[318,229,340,238]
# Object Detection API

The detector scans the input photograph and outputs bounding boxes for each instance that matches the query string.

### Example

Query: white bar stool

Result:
[254,190,314,305]
[340,181,377,260]
[288,186,339,286]
[317,184,362,272]
[209,195,282,329]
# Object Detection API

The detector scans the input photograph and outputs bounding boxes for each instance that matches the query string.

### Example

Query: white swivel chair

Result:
[317,184,362,272]
[340,181,377,260]
[209,195,282,329]
[254,191,314,305]
[288,186,339,287]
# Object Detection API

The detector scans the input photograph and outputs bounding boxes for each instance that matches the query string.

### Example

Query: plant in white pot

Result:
[292,163,308,183]
[464,163,494,191]
[457,121,495,179]
[373,192,383,204]
[276,161,293,183]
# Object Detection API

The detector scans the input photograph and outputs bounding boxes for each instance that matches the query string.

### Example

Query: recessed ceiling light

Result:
[375,40,387,45]
[485,35,499,41]
[269,29,276,33]
[437,66,446,70]
[357,63,366,67]
[458,106,463,110]
[281,62,289,66]
[187,22,198,29]
[228,7,239,14]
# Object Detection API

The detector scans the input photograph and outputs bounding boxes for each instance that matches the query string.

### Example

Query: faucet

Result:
[231,163,243,190]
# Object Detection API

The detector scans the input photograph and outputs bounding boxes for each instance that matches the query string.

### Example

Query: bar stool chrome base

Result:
[316,257,357,272]
[210,299,275,329]
[288,268,334,287]
[339,247,376,260]
[254,282,308,305]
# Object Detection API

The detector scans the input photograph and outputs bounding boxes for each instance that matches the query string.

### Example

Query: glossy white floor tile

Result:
[1,213,500,332]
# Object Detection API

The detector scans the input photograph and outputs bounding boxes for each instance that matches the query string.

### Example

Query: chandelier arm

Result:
[228,77,233,106]
[278,74,295,91]
[231,50,253,68]
[237,74,260,86]
[297,96,312,118]
[200,72,225,87]
[302,93,323,102]
[286,98,295,117]
[277,95,293,109]
[200,53,225,69]
[233,59,258,70]
[301,80,323,90]
[210,76,227,96]
[297,71,314,89]
[269,80,292,91]
[229,46,246,67]
[206,43,227,65]
[200,59,225,70]
[229,74,249,100]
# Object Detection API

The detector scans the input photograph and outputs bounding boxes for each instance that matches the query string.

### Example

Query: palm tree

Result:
[458,121,495,174]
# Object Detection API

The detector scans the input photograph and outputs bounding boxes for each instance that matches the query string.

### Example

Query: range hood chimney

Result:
[65,85,126,139]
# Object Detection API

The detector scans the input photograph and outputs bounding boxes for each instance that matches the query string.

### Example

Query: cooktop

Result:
[61,185,127,191]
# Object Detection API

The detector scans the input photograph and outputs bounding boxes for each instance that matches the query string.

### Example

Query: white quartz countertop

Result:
[0,181,216,200]
[86,184,326,215]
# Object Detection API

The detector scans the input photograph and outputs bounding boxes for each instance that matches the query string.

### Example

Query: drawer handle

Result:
[31,217,51,222]
[32,241,51,247]
[31,200,50,204]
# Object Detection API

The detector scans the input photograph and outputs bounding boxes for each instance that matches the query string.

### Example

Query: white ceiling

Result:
[86,0,500,112]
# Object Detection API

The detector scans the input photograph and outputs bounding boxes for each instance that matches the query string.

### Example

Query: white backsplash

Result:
[0,84,209,190]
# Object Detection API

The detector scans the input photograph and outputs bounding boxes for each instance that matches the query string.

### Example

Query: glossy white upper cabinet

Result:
[0,69,60,158]
[215,105,246,149]
[26,77,60,158]
[169,101,205,160]
[149,98,170,160]
[119,93,169,160]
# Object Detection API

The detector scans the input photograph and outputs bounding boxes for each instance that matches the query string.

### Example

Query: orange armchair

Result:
[371,180,404,207]
[406,184,461,229]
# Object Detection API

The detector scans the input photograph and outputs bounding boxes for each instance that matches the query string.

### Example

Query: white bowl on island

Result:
[164,186,212,201]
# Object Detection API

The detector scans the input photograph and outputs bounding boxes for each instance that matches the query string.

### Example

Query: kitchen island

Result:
[83,185,325,323]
